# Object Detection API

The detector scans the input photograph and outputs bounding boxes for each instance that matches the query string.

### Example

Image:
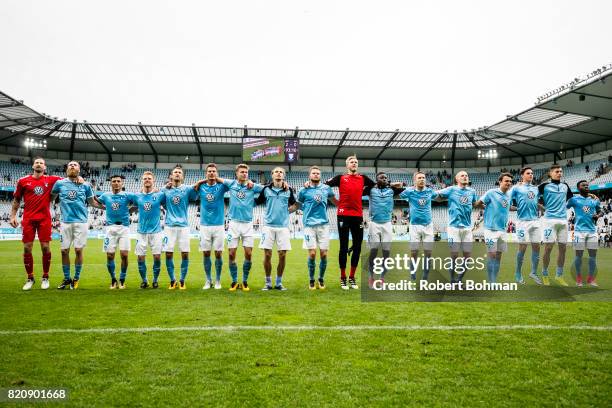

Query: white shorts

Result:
[227,220,254,249]
[573,231,598,250]
[260,226,291,251]
[368,221,393,250]
[447,226,473,252]
[135,232,163,256]
[199,225,225,252]
[541,218,568,244]
[516,220,541,244]
[103,225,131,252]
[162,226,191,253]
[303,224,330,250]
[60,222,89,250]
[484,229,508,253]
[409,223,434,250]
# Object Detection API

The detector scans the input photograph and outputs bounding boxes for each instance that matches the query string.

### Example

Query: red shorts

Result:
[21,218,52,243]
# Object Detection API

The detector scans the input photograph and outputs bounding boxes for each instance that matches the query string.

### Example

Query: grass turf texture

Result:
[0,239,610,407]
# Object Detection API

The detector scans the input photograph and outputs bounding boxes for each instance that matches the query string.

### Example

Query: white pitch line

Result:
[0,325,610,335]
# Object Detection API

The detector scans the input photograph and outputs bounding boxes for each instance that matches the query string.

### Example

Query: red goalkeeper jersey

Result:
[14,174,63,221]
[325,173,375,217]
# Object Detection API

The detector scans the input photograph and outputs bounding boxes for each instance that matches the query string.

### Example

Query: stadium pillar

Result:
[191,126,204,170]
[450,133,457,176]
[69,122,76,161]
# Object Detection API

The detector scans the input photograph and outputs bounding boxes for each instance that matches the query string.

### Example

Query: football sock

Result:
[423,256,431,280]
[214,258,223,281]
[381,250,390,278]
[307,258,315,281]
[153,259,161,282]
[74,263,82,280]
[138,260,147,282]
[180,259,189,282]
[106,260,116,280]
[574,255,583,277]
[229,262,238,283]
[42,251,51,278]
[62,264,70,280]
[530,251,539,275]
[275,275,283,286]
[515,251,525,278]
[319,258,327,280]
[203,256,212,281]
[120,265,127,281]
[340,268,346,279]
[23,253,34,279]
[349,266,357,279]
[588,256,596,278]
[555,266,563,277]
[265,276,272,286]
[166,258,175,282]
[242,260,252,282]
[486,260,493,282]
[542,267,549,277]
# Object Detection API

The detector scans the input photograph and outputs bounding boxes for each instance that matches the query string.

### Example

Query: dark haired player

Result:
[11,157,73,290]
[97,175,136,289]
[510,167,542,285]
[567,181,602,287]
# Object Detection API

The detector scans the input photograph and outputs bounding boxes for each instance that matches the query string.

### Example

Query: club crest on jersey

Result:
[236,190,246,199]
[111,202,120,211]
[67,190,78,200]
[144,202,152,211]
[172,196,181,205]
[206,193,215,202]
[314,194,322,203]
[527,191,535,200]
[582,206,591,214]
[501,199,508,208]
[460,195,470,204]
[418,198,427,206]
[33,186,44,196]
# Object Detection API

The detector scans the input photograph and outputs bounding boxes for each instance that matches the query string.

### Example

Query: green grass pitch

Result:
[0,239,610,407]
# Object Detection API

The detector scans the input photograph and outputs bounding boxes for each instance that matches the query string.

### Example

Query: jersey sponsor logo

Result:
[206,193,215,202]
[111,202,120,211]
[582,206,591,214]
[172,195,181,205]
[527,191,535,200]
[459,195,470,204]
[418,198,427,206]
[314,194,322,203]
[33,186,44,196]
[236,190,246,199]
[67,190,78,200]
[143,202,153,211]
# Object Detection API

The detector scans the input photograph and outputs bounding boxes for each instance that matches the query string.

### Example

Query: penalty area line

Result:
[0,325,611,335]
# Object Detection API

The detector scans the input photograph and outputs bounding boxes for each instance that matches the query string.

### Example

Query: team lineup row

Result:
[11,156,604,292]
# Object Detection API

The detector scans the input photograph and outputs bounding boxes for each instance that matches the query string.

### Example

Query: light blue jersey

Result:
[134,191,166,234]
[366,186,400,224]
[297,184,335,227]
[481,188,512,232]
[538,181,573,219]
[257,185,296,228]
[224,179,264,223]
[510,184,539,221]
[399,187,437,226]
[198,182,228,227]
[437,186,478,228]
[567,195,601,233]
[163,184,197,227]
[98,191,136,226]
[51,179,94,223]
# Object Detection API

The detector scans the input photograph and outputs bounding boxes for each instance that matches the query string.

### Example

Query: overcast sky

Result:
[2,0,610,132]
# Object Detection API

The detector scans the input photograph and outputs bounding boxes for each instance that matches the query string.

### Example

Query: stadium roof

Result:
[1,67,611,165]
